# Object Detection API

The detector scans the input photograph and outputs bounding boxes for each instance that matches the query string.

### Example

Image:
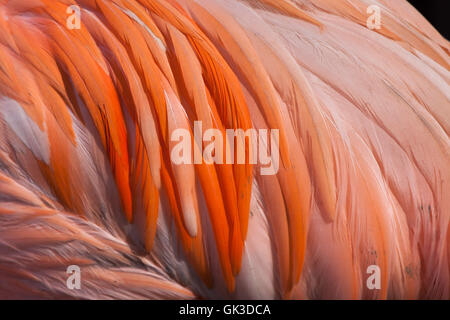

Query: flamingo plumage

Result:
[0,0,449,299]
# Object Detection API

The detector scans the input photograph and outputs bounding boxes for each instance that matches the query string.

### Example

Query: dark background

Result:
[408,0,449,39]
